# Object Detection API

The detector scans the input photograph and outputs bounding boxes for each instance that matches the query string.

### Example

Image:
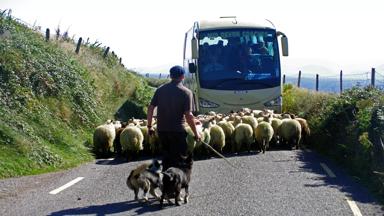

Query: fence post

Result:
[283,74,286,84]
[103,47,110,58]
[340,70,343,94]
[316,74,319,91]
[75,37,82,54]
[45,28,50,41]
[371,68,376,87]
[297,70,301,87]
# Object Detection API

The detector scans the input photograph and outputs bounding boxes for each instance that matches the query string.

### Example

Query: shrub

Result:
[284,85,384,201]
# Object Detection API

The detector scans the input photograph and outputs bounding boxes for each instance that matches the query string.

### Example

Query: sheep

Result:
[217,120,235,153]
[240,107,252,114]
[252,109,263,117]
[113,120,122,130]
[148,125,161,155]
[278,119,302,149]
[207,111,216,116]
[114,127,125,156]
[281,113,292,119]
[195,129,211,157]
[241,115,258,139]
[201,118,226,153]
[294,117,311,146]
[233,115,242,127]
[139,126,151,154]
[255,109,274,118]
[227,113,236,122]
[185,126,197,154]
[255,122,274,153]
[185,126,211,156]
[120,126,144,160]
[233,123,254,153]
[127,117,141,126]
[93,122,116,157]
[209,124,226,152]
[257,117,265,123]
[271,118,283,146]
[273,113,282,119]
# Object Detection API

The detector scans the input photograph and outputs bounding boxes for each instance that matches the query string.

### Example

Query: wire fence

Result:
[1,9,124,66]
[284,68,384,93]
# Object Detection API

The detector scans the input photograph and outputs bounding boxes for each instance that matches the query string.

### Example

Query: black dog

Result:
[160,155,193,208]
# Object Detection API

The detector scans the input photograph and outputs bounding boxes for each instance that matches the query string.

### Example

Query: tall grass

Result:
[0,11,154,178]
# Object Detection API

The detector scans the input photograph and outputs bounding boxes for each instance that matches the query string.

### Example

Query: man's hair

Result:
[169,65,185,79]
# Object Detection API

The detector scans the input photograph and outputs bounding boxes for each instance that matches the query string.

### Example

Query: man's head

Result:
[170,65,185,80]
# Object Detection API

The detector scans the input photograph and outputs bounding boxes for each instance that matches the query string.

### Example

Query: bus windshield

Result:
[198,28,280,90]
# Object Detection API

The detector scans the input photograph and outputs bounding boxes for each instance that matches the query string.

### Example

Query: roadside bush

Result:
[284,84,384,201]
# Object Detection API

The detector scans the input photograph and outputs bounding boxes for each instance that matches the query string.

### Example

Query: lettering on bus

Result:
[234,90,248,94]
[201,30,268,38]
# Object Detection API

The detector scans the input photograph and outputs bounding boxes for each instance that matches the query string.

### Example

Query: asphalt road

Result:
[0,149,383,216]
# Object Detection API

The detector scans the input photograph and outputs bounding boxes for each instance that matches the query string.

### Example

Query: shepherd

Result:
[147,65,201,171]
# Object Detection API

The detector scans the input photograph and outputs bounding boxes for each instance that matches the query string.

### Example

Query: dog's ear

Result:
[153,159,160,168]
[162,172,174,181]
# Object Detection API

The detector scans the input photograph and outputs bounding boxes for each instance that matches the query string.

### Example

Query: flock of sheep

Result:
[93,108,310,159]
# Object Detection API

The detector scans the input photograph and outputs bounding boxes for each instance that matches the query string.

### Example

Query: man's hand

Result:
[194,133,202,142]
[148,127,155,136]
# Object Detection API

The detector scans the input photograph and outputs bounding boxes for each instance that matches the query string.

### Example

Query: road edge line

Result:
[49,177,84,195]
[346,198,363,216]
[320,163,336,178]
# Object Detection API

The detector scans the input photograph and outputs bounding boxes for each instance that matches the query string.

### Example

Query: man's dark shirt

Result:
[150,80,193,132]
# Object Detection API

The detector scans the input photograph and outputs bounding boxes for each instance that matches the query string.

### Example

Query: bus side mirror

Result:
[191,37,199,59]
[281,36,289,56]
[189,62,197,73]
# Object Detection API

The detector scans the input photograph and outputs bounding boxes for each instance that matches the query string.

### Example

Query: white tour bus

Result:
[183,16,288,114]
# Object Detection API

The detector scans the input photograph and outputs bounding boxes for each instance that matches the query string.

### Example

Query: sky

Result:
[1,0,384,76]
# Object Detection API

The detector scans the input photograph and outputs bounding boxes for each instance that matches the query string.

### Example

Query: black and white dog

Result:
[160,155,193,208]
[126,160,162,202]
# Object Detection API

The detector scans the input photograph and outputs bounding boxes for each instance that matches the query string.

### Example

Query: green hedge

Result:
[283,84,384,202]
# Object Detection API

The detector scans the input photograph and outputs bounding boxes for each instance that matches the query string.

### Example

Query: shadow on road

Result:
[295,150,381,205]
[95,156,162,166]
[49,199,162,216]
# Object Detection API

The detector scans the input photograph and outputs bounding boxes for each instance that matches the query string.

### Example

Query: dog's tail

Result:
[127,170,135,189]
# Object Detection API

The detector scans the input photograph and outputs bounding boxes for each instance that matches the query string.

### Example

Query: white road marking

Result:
[49,177,84,195]
[100,158,114,165]
[320,163,336,178]
[346,198,363,216]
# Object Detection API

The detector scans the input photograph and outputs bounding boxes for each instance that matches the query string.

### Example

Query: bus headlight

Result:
[199,98,219,108]
[264,96,282,107]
